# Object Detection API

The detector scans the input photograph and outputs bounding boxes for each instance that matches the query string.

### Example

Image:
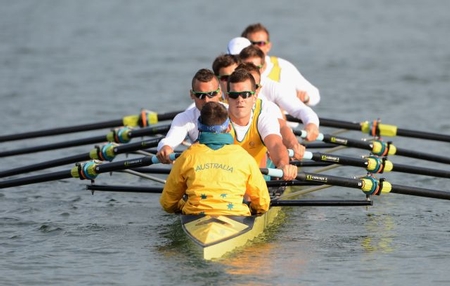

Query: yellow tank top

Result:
[229,99,267,167]
[268,56,281,82]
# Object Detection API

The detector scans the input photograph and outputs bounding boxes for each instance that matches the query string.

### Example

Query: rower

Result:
[160,102,270,216]
[240,23,321,106]
[156,68,223,164]
[234,62,305,161]
[238,45,320,141]
[225,68,298,180]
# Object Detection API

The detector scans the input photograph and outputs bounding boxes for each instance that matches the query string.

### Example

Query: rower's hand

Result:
[304,123,319,141]
[291,143,305,161]
[280,164,298,181]
[156,145,174,164]
[297,90,310,104]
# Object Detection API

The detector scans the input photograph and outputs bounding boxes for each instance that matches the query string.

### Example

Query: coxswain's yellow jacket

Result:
[160,138,270,216]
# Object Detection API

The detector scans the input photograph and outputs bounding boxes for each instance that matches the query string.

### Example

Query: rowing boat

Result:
[180,186,288,260]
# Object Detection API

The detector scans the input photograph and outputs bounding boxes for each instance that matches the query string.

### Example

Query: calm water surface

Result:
[1,1,450,285]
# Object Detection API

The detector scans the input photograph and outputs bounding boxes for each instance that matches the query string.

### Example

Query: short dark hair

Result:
[191,68,218,89]
[212,54,241,75]
[239,45,265,65]
[235,62,261,76]
[200,102,228,127]
[241,23,270,41]
[226,69,256,92]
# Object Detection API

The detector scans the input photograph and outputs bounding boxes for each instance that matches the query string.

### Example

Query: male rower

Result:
[239,45,320,141]
[160,102,270,216]
[239,23,320,106]
[234,62,305,161]
[156,68,223,163]
[225,68,297,180]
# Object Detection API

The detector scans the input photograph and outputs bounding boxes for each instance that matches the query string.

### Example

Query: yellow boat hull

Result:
[180,187,287,260]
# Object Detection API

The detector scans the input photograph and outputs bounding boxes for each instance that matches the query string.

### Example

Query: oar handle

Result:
[260,168,284,178]
[294,130,324,141]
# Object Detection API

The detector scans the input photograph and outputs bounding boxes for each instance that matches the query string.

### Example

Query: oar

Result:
[85,185,371,206]
[294,130,450,164]
[270,200,372,207]
[0,125,170,158]
[287,115,450,143]
[87,184,164,194]
[0,153,179,189]
[0,137,163,178]
[261,168,450,200]
[296,151,450,179]
[0,110,181,142]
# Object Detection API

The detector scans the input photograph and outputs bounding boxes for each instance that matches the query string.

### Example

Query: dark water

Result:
[1,1,450,285]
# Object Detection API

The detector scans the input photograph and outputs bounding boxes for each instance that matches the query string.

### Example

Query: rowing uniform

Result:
[156,105,200,151]
[160,133,270,216]
[229,98,282,167]
[263,55,320,106]
[259,77,320,128]
[157,101,280,154]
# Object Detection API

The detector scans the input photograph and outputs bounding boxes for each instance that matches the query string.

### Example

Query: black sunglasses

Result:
[191,88,220,99]
[250,41,269,47]
[227,91,255,99]
[217,75,230,82]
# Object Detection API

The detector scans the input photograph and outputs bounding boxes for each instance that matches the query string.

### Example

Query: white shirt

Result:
[259,77,320,127]
[156,105,200,151]
[232,99,282,141]
[263,55,320,106]
[157,100,281,151]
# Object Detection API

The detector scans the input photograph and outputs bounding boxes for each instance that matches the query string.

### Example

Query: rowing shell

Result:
[180,186,288,260]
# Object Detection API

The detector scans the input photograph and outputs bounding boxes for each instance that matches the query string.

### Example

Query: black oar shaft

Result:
[0,135,107,158]
[396,128,450,142]
[266,180,322,187]
[128,125,170,137]
[113,138,162,153]
[297,172,363,189]
[289,130,450,165]
[0,120,123,142]
[390,184,450,200]
[86,184,163,193]
[288,115,450,143]
[0,154,171,189]
[0,125,170,158]
[128,167,171,174]
[94,156,159,173]
[394,147,450,164]
[0,170,73,189]
[270,199,372,207]
[0,153,90,178]
[303,151,450,179]
[0,111,180,142]
[391,164,450,178]
[0,138,162,178]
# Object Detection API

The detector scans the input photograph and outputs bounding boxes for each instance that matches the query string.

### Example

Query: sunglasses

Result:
[227,91,255,99]
[217,75,230,82]
[250,41,269,47]
[191,88,220,99]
